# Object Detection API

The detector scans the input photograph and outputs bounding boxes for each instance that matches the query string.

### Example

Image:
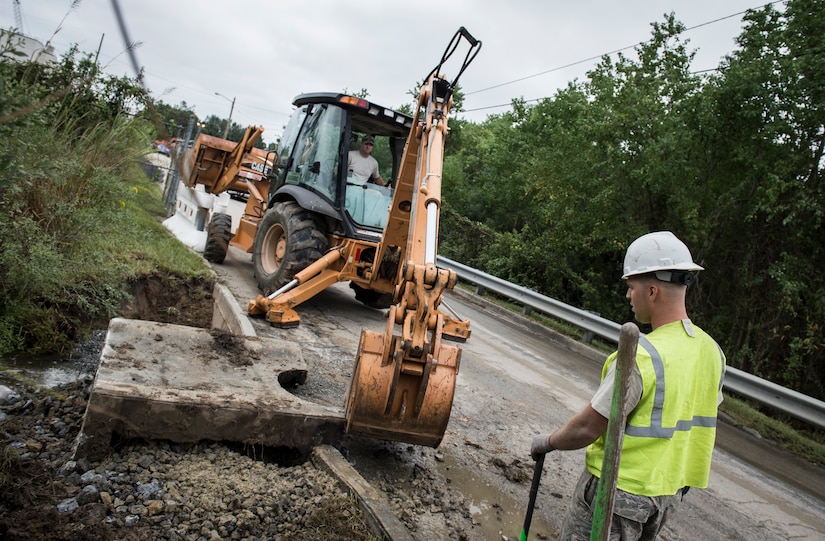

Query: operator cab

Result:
[270,93,413,240]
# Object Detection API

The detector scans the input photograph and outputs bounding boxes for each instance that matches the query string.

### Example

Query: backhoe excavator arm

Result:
[345,27,482,447]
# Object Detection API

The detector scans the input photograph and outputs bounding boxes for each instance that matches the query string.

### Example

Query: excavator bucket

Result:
[345,310,461,447]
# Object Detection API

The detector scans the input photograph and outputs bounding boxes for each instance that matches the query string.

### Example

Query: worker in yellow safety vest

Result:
[531,231,726,540]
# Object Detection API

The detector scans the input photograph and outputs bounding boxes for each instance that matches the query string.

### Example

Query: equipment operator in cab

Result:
[531,231,726,540]
[347,135,385,186]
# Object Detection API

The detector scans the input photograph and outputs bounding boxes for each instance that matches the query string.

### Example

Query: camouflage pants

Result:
[559,470,685,541]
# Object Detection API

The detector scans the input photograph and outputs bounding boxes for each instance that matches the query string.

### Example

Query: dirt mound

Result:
[120,273,214,329]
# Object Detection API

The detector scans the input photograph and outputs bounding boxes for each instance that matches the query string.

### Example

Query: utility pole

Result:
[215,92,235,139]
[13,0,24,33]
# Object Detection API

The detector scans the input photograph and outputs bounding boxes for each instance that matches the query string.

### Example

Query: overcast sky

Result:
[5,1,777,144]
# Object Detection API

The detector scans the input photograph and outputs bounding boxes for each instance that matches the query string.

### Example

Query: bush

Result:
[0,33,160,355]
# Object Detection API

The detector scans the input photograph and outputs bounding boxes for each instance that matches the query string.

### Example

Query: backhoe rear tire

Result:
[204,212,232,264]
[252,202,328,295]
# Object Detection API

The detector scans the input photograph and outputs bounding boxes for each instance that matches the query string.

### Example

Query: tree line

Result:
[439,0,824,402]
[151,100,268,149]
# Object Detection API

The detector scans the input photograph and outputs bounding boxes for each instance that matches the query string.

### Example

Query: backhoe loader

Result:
[174,126,274,264]
[177,27,482,447]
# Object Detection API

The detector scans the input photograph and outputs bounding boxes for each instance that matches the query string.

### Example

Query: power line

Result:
[465,46,639,97]
[464,1,785,112]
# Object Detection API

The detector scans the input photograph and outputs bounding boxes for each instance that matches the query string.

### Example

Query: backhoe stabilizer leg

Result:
[247,294,302,327]
[442,316,471,342]
[440,299,472,342]
[247,248,344,325]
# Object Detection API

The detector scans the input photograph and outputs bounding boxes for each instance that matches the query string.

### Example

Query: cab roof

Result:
[293,93,413,139]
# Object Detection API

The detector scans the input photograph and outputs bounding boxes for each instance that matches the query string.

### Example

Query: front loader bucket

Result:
[345,329,460,447]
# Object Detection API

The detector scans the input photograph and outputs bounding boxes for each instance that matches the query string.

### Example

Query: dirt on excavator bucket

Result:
[345,310,461,447]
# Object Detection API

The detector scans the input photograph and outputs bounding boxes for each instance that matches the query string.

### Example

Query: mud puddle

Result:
[0,329,108,390]
[1,354,84,388]
[437,452,555,540]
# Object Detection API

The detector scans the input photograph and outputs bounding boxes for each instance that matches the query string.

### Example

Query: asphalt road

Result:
[208,238,825,540]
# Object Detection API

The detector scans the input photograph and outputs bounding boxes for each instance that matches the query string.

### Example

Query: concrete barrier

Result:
[211,283,257,337]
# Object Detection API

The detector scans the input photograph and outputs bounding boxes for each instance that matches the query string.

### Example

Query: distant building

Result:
[0,31,58,65]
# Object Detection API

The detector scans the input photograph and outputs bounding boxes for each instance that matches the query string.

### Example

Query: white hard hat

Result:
[622,231,704,280]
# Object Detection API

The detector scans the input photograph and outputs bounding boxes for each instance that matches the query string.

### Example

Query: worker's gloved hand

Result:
[531,434,555,461]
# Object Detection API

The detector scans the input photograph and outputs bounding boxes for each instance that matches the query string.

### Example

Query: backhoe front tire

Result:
[204,212,232,264]
[252,202,328,295]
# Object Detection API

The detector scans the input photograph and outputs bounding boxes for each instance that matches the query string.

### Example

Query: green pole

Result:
[590,322,639,541]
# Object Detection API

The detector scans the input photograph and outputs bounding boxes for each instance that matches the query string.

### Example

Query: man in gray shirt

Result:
[348,135,385,186]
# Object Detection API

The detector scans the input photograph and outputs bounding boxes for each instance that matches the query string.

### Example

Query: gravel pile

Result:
[0,306,519,541]
[0,336,380,541]
[59,439,359,540]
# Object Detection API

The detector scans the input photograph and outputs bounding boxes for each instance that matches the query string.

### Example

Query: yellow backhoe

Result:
[177,27,482,447]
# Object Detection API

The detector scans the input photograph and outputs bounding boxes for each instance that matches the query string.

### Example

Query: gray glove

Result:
[531,434,555,461]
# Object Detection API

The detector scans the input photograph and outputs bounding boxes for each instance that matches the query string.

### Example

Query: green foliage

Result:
[440,2,825,400]
[694,0,825,398]
[144,99,267,148]
[148,99,195,140]
[201,114,227,138]
[438,204,497,266]
[0,117,139,354]
[0,34,209,356]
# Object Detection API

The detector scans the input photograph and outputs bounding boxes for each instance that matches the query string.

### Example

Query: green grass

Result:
[719,395,825,467]
[0,118,211,356]
[111,175,212,279]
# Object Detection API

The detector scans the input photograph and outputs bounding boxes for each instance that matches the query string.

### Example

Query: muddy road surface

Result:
[211,244,825,541]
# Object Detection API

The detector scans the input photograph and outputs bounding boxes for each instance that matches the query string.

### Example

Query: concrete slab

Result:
[74,318,345,460]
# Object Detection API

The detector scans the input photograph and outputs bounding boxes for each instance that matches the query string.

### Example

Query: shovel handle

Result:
[590,322,639,540]
[519,453,545,541]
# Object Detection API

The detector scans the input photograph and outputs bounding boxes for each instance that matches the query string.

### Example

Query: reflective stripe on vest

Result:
[624,335,725,438]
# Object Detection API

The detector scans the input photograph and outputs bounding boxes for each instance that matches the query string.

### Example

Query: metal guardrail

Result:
[437,256,825,431]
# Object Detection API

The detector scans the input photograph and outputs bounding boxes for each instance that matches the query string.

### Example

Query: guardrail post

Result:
[582,311,600,344]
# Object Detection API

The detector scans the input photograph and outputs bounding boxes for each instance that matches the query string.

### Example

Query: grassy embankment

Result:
[1,33,215,358]
[0,116,211,358]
